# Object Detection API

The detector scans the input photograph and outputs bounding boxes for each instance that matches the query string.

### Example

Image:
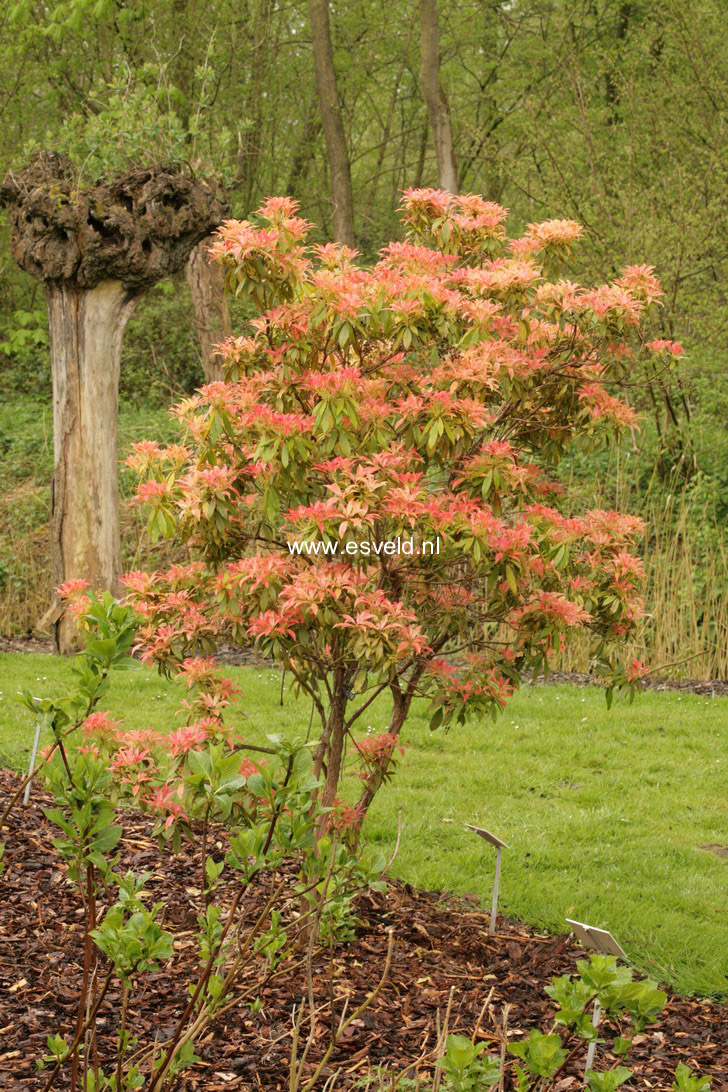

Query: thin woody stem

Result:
[41,970,114,1092]
[149,754,296,1091]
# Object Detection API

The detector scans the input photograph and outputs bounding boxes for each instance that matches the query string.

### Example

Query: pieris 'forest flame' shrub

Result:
[125,190,677,826]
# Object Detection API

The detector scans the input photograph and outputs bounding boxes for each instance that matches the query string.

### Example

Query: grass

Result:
[1,651,726,997]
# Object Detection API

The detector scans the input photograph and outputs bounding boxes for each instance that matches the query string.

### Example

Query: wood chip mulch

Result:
[0,769,726,1090]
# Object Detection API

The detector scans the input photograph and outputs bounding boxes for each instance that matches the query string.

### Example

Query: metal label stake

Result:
[465,824,509,935]
[23,718,43,806]
[584,998,602,1078]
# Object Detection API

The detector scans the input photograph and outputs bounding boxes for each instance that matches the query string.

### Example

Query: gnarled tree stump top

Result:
[0,152,229,292]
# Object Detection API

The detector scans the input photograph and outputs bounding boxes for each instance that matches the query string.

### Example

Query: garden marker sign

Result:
[565,919,628,1078]
[465,824,509,935]
[565,918,628,960]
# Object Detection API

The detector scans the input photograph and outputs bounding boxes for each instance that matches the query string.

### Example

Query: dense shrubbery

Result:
[0,0,726,658]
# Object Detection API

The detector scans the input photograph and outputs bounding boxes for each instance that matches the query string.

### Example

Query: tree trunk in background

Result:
[235,0,276,211]
[413,118,429,188]
[44,281,137,653]
[1,156,229,650]
[287,94,323,199]
[186,240,232,383]
[308,0,355,246]
[419,0,458,192]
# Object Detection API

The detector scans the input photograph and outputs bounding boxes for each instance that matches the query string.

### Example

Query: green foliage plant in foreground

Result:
[1,594,388,1090]
[355,956,710,1091]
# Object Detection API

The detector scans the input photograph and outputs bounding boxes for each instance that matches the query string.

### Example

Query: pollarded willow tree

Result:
[124,190,677,826]
[0,153,228,652]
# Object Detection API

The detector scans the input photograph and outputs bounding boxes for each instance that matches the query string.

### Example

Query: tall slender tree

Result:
[419,0,457,191]
[308,0,355,245]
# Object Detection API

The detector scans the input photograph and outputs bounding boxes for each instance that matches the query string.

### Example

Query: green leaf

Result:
[586,1067,632,1091]
[187,749,211,777]
[246,773,267,797]
[672,1063,712,1091]
[429,705,444,731]
[445,1033,479,1070]
[205,857,225,883]
[508,1030,567,1077]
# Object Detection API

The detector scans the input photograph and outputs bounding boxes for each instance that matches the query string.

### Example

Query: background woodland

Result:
[0,0,725,677]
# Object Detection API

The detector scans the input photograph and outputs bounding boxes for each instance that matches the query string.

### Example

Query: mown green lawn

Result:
[1,651,726,997]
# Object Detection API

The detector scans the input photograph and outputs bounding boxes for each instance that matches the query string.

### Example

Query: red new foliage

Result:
[125,190,669,819]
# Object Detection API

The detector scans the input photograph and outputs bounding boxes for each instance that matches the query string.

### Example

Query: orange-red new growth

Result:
[124,190,668,816]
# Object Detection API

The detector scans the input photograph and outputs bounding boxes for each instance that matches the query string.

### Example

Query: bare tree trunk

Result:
[43,281,137,653]
[185,240,232,383]
[419,0,458,192]
[315,690,347,843]
[2,157,228,653]
[235,0,275,210]
[308,0,355,246]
